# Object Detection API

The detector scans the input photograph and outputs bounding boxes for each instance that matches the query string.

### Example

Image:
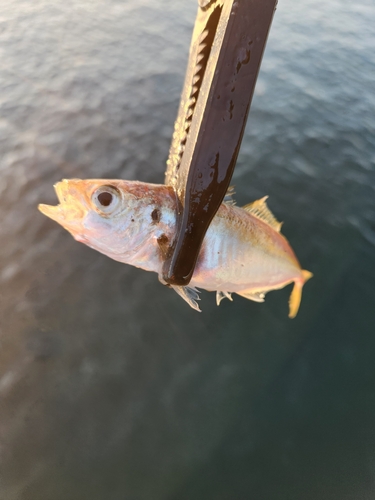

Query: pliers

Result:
[162,0,278,286]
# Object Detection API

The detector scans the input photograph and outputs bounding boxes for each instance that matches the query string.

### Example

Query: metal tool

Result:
[163,0,278,286]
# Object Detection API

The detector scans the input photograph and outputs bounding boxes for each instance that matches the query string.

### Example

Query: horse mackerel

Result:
[38,179,312,317]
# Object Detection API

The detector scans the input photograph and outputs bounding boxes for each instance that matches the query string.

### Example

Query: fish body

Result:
[39,179,312,317]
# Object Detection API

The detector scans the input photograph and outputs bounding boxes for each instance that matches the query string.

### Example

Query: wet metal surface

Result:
[163,0,277,285]
[1,0,375,499]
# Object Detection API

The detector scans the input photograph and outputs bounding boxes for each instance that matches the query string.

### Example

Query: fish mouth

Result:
[38,179,87,233]
[38,202,64,223]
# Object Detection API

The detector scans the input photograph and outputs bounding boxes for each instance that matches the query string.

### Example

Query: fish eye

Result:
[98,191,113,207]
[92,185,121,215]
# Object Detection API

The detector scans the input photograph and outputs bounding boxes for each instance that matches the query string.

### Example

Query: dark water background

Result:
[1,0,375,498]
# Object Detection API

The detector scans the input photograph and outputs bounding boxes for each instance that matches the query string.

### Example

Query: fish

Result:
[38,179,312,317]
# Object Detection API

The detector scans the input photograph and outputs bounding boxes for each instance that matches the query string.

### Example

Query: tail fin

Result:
[288,270,313,318]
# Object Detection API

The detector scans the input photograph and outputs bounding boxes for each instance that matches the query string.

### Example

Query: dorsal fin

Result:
[243,196,283,232]
[223,185,236,206]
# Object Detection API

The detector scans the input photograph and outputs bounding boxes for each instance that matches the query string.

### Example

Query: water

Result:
[1,0,374,498]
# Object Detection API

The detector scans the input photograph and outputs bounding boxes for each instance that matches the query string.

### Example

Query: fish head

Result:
[38,179,167,259]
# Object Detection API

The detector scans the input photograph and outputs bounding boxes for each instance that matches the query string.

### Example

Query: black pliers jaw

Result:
[163,0,278,286]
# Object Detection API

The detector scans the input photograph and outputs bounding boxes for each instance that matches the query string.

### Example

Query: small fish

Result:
[39,179,312,317]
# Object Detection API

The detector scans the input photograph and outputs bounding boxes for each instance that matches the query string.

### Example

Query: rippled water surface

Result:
[1,0,375,499]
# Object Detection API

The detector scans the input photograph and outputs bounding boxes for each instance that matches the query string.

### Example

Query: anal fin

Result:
[236,290,266,303]
[216,291,233,306]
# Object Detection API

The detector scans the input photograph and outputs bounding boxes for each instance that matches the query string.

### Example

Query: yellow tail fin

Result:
[288,270,313,318]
